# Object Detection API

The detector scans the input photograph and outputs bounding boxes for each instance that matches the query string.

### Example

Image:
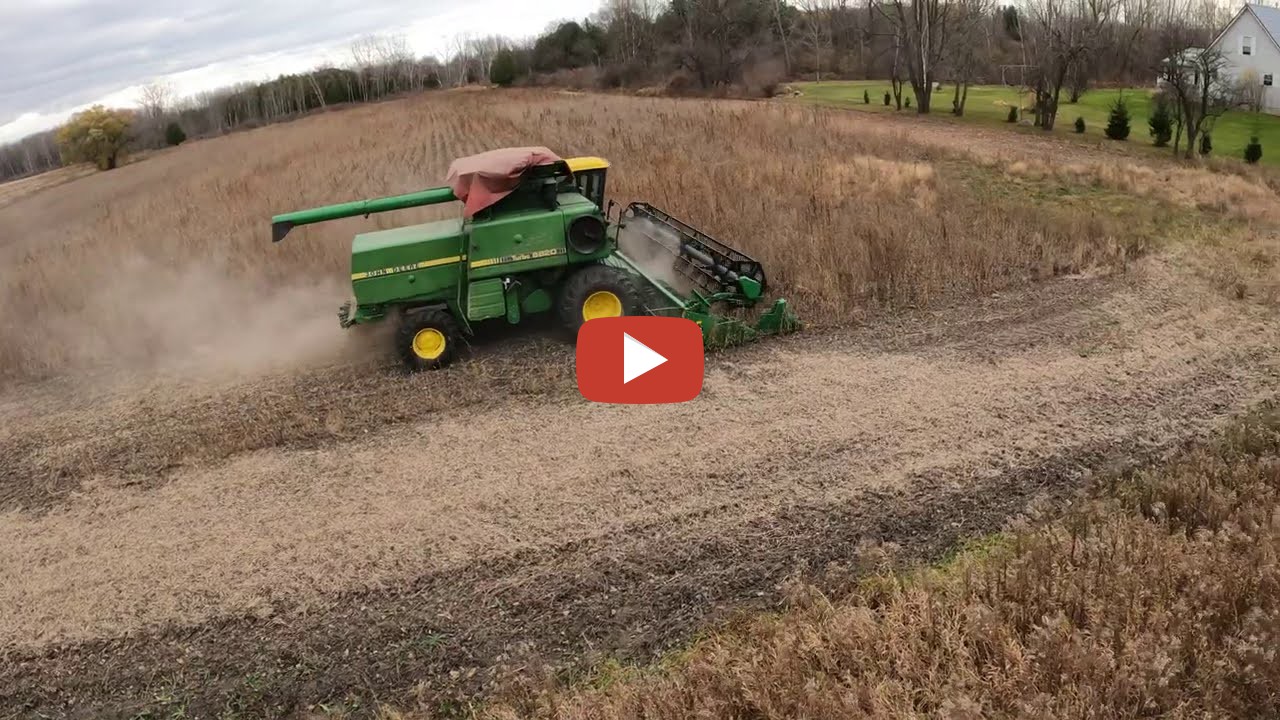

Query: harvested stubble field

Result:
[487,410,1280,719]
[1,88,1279,718]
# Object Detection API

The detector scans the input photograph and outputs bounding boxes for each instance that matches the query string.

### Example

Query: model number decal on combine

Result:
[470,247,566,269]
[351,255,466,281]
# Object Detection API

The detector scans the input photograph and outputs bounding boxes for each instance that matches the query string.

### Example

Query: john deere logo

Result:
[351,255,465,281]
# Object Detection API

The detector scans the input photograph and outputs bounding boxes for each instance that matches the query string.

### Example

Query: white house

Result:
[1207,3,1280,111]
[1157,47,1207,88]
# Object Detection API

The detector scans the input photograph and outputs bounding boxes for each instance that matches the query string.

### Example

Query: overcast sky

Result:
[0,0,603,144]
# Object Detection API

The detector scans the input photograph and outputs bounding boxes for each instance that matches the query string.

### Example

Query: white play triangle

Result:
[622,332,668,384]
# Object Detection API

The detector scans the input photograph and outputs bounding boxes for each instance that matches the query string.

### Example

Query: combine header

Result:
[271,147,798,370]
[608,203,797,347]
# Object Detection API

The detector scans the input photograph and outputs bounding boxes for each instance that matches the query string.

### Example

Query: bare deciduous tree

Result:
[139,80,173,119]
[467,35,510,84]
[890,27,906,110]
[947,0,992,116]
[1112,0,1155,79]
[0,130,60,182]
[879,0,952,112]
[1156,40,1236,157]
[1237,67,1265,113]
[349,36,377,100]
[798,0,841,81]
[595,0,659,66]
[772,0,795,76]
[1022,0,1119,130]
[446,33,475,87]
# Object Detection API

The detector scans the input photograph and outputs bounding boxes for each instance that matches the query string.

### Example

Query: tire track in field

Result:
[1,260,1277,653]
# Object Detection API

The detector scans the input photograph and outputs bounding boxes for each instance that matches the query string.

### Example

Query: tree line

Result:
[0,0,1243,181]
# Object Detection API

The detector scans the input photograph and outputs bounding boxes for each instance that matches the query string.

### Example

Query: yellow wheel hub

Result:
[411,328,446,360]
[582,291,623,321]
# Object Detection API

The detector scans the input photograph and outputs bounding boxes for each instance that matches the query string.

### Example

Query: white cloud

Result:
[0,0,602,145]
[0,84,143,144]
[0,113,62,144]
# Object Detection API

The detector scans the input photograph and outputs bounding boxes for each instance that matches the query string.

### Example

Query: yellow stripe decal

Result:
[470,247,566,269]
[351,255,465,281]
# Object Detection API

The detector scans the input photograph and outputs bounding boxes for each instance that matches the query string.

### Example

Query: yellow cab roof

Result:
[566,156,610,173]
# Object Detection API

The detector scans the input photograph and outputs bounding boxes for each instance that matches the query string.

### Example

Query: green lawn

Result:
[795,80,1280,166]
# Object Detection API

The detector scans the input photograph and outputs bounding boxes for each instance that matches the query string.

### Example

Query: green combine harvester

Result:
[271,147,798,370]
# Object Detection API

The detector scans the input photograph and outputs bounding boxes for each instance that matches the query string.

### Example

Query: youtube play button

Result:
[577,317,704,404]
[623,332,667,383]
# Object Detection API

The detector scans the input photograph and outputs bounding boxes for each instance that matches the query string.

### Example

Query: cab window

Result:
[573,169,606,208]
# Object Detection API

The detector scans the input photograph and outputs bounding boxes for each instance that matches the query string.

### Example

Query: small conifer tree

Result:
[1149,95,1173,147]
[164,122,186,146]
[1105,97,1131,140]
[1246,136,1263,164]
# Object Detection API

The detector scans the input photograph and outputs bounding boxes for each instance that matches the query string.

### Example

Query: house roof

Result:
[1163,47,1205,64]
[1250,4,1280,44]
[1212,4,1280,54]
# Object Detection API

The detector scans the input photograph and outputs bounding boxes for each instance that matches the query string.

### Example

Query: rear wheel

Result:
[558,265,639,332]
[396,308,460,371]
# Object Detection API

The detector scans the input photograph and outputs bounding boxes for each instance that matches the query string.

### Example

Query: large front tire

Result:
[396,308,461,372]
[558,265,640,332]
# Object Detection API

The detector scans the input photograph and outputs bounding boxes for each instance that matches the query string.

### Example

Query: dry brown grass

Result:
[484,410,1280,719]
[997,155,1280,221]
[0,89,1173,387]
[1165,223,1280,306]
[0,164,97,209]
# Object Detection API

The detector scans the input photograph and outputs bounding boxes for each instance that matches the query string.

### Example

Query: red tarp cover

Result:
[446,147,562,217]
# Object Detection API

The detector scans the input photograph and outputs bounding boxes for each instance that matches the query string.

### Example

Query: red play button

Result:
[576,317,704,404]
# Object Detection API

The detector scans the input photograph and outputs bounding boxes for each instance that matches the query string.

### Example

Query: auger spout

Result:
[271,186,458,242]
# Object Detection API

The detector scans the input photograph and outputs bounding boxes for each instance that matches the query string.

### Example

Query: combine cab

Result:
[270,147,798,371]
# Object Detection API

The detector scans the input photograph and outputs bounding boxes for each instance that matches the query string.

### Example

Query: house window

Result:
[1267,74,1275,86]
[1243,35,1254,55]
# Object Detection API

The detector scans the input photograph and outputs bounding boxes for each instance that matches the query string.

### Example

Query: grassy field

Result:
[797,80,1280,166]
[3,88,1280,718]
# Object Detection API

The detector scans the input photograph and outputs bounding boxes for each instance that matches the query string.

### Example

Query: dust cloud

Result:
[617,217,695,296]
[10,259,376,388]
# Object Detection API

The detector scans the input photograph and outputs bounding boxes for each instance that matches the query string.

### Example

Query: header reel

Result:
[609,201,798,346]
[618,202,769,305]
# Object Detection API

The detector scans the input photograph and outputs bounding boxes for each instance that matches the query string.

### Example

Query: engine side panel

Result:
[350,219,466,306]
